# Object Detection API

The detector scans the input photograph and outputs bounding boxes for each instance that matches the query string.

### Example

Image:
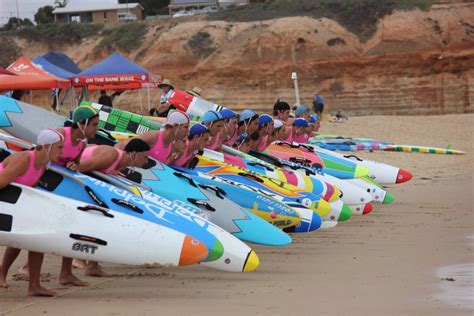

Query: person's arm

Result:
[115,132,156,150]
[76,148,118,173]
[110,90,124,102]
[0,153,29,189]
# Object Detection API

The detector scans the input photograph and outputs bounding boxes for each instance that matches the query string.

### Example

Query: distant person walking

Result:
[98,90,123,107]
[313,93,325,116]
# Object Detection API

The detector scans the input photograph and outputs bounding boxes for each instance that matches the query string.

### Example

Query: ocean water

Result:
[434,235,474,310]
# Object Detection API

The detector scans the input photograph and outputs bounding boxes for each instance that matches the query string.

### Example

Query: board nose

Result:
[396,169,413,184]
[179,236,209,266]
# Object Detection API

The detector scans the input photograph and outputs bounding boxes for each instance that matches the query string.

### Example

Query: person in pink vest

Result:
[232,132,259,154]
[116,111,189,165]
[56,105,99,170]
[220,109,239,147]
[253,114,274,151]
[172,124,210,168]
[72,139,150,277]
[0,130,64,297]
[291,118,310,143]
[273,101,291,122]
[201,110,225,151]
[16,106,99,286]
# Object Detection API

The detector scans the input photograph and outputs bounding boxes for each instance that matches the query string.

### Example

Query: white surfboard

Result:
[0,184,208,267]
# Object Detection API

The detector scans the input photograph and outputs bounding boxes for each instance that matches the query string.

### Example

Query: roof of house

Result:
[53,0,143,14]
[170,0,217,5]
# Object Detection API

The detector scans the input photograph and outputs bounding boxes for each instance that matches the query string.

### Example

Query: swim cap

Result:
[258,114,273,129]
[295,104,309,117]
[37,129,64,145]
[292,118,308,128]
[201,110,223,124]
[220,108,237,120]
[124,138,150,153]
[166,111,189,126]
[239,109,257,122]
[189,123,209,138]
[72,105,98,123]
[273,119,284,130]
[309,114,320,124]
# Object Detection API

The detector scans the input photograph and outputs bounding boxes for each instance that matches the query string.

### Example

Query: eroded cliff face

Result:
[18,2,474,115]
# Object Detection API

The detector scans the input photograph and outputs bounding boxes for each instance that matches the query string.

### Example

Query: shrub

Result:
[0,36,20,67]
[94,22,148,54]
[327,37,346,46]
[186,31,216,58]
[16,22,103,45]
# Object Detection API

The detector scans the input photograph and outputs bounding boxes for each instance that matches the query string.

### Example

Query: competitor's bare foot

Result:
[85,264,109,277]
[72,259,87,269]
[59,273,89,286]
[17,264,29,276]
[0,276,8,288]
[27,285,57,297]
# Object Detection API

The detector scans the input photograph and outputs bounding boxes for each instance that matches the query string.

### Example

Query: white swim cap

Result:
[273,119,284,129]
[37,129,63,146]
[165,111,189,126]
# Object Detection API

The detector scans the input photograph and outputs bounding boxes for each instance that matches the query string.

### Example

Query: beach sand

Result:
[0,114,472,315]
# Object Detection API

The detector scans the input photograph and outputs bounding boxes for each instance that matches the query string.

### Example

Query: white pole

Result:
[147,85,151,112]
[138,88,143,114]
[291,72,301,105]
[55,89,60,113]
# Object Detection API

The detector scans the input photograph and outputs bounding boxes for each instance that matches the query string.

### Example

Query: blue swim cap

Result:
[309,114,320,124]
[189,123,209,138]
[292,118,308,128]
[239,109,257,122]
[295,104,309,117]
[220,108,237,120]
[258,114,273,129]
[201,110,223,124]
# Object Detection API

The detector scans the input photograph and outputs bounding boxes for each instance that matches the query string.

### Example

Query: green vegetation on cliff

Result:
[209,0,434,41]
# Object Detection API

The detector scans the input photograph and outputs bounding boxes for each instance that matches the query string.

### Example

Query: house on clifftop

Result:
[53,0,144,24]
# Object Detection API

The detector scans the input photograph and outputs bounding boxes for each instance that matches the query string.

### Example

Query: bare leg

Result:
[72,259,87,269]
[27,251,56,297]
[59,258,88,286]
[17,261,29,275]
[85,261,109,277]
[0,247,21,288]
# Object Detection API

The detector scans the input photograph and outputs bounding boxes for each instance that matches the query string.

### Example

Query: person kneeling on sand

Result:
[0,129,64,296]
[273,101,291,122]
[229,109,259,147]
[233,132,259,154]
[253,114,274,151]
[72,139,150,277]
[220,109,239,147]
[172,124,211,168]
[18,106,99,286]
[116,111,190,165]
[201,110,226,151]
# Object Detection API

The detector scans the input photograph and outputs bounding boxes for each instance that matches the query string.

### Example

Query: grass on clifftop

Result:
[94,22,148,54]
[14,22,103,45]
[209,0,435,41]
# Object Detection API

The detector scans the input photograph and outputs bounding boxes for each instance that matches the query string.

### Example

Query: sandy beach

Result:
[0,113,472,316]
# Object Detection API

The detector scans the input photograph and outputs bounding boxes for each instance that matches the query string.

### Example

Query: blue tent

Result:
[73,52,149,88]
[43,51,81,74]
[33,56,76,79]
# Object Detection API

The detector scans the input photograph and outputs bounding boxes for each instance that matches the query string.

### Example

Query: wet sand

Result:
[0,114,473,315]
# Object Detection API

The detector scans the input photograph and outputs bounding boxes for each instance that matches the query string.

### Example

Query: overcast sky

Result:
[0,0,56,25]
